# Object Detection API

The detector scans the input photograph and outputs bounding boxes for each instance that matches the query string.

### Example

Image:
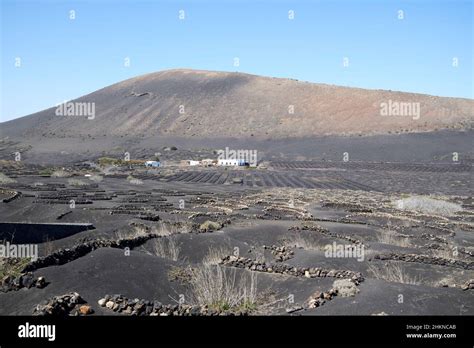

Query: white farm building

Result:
[217,159,243,166]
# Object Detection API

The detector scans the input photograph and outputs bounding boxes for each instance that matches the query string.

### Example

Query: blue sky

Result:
[1,0,472,122]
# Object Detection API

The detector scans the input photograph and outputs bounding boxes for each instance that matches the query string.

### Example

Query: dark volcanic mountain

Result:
[1,69,473,139]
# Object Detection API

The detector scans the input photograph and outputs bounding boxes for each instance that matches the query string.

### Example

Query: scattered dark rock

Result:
[98,294,248,316]
[263,244,294,262]
[33,292,92,316]
[373,253,473,270]
[1,273,47,292]
[219,255,364,284]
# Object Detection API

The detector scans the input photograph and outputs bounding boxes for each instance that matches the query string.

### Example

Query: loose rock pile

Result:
[458,247,474,257]
[307,279,360,309]
[33,292,93,316]
[98,294,248,316]
[461,279,474,291]
[0,189,21,203]
[263,245,294,262]
[307,288,339,309]
[219,256,364,284]
[420,233,448,244]
[1,273,46,292]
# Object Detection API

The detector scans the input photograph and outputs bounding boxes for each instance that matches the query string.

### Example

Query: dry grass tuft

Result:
[188,265,258,312]
[0,173,16,184]
[427,246,461,260]
[376,230,411,248]
[88,174,103,182]
[42,236,56,256]
[151,237,181,261]
[367,262,422,285]
[202,246,232,265]
[0,258,30,279]
[51,170,71,178]
[168,266,193,284]
[150,223,174,236]
[68,178,88,186]
[115,225,149,240]
[394,196,462,216]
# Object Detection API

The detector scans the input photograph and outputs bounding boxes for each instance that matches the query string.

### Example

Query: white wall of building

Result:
[217,159,240,166]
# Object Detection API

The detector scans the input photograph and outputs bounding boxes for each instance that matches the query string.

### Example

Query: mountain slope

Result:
[2,69,473,139]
